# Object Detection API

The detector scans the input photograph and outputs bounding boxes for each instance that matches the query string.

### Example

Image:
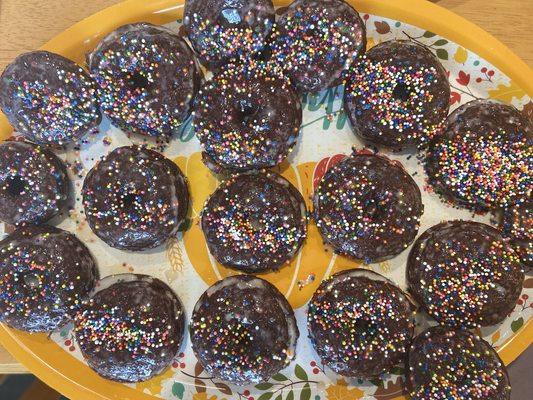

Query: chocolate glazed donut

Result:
[201,171,307,273]
[501,201,532,268]
[407,220,524,328]
[313,151,423,263]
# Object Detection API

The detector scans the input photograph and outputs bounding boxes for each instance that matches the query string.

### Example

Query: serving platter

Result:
[0,1,531,399]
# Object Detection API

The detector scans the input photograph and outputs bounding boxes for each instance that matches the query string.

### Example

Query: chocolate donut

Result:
[190,275,298,384]
[308,269,415,378]
[88,23,201,137]
[82,146,189,251]
[0,141,69,226]
[272,0,366,93]
[344,40,450,150]
[502,202,532,268]
[425,100,532,210]
[0,51,101,145]
[184,0,275,68]
[201,171,307,273]
[0,225,97,332]
[193,61,302,171]
[408,326,511,399]
[407,220,524,328]
[313,152,423,263]
[74,274,184,382]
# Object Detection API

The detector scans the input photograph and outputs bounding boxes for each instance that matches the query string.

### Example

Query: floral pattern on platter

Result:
[34,12,532,400]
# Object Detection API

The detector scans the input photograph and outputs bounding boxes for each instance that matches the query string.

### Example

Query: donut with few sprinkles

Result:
[74,274,184,382]
[408,326,511,399]
[82,146,189,251]
[184,0,275,68]
[189,275,298,385]
[313,151,423,263]
[425,99,532,210]
[193,60,302,171]
[272,0,366,93]
[308,269,415,378]
[0,51,101,145]
[407,220,524,328]
[0,140,70,226]
[501,202,532,268]
[344,40,450,150]
[0,225,97,332]
[201,171,307,273]
[88,23,201,137]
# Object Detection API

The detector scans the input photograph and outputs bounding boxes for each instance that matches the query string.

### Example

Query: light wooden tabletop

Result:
[0,0,531,375]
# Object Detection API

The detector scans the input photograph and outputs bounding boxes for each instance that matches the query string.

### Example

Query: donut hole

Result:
[363,195,392,222]
[392,82,412,102]
[248,215,266,231]
[129,71,149,90]
[23,273,41,289]
[120,192,139,211]
[5,175,27,196]
[235,100,260,125]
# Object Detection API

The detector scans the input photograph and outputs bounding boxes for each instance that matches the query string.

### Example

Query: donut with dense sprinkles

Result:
[408,326,511,399]
[0,140,69,226]
[425,99,532,210]
[88,23,201,137]
[502,202,532,268]
[184,0,275,68]
[74,274,184,382]
[192,60,302,171]
[308,269,415,378]
[344,40,450,150]
[0,51,101,145]
[190,275,298,385]
[407,220,524,328]
[201,171,307,273]
[313,151,423,263]
[82,146,189,251]
[272,0,366,93]
[0,225,97,332]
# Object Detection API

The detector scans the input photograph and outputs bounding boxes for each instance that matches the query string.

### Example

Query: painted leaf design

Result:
[326,379,364,400]
[271,373,288,382]
[258,393,274,400]
[366,37,376,51]
[256,383,274,390]
[372,376,406,400]
[215,382,232,395]
[450,91,461,105]
[423,31,436,38]
[300,383,311,400]
[488,81,527,102]
[454,47,468,64]
[523,277,533,288]
[435,49,449,60]
[491,330,501,344]
[295,364,308,380]
[511,317,524,333]
[172,382,185,399]
[374,21,391,34]
[432,39,448,46]
[286,391,295,400]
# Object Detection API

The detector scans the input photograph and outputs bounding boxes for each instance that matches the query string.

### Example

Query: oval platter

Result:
[0,1,531,399]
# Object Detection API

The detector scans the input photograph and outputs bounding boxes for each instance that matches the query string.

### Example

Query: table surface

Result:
[0,0,531,394]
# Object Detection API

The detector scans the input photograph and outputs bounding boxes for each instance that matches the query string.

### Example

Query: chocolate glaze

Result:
[0,141,69,226]
[344,40,450,150]
[201,171,307,273]
[190,275,298,385]
[425,99,532,210]
[82,146,189,251]
[502,201,532,268]
[407,220,524,328]
[313,152,423,263]
[308,269,415,378]
[0,51,101,145]
[193,61,302,171]
[184,0,275,68]
[272,0,366,93]
[0,225,97,332]
[408,326,511,400]
[74,274,184,382]
[88,23,201,137]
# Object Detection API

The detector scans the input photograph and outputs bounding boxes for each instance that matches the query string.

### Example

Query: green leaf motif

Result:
[286,390,295,400]
[511,317,524,333]
[172,382,185,399]
[300,383,311,400]
[336,109,348,130]
[271,373,288,382]
[294,364,308,380]
[274,395,283,400]
[423,31,436,38]
[258,392,274,400]
[435,49,449,60]
[256,382,275,390]
[432,39,449,46]
[178,116,195,142]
